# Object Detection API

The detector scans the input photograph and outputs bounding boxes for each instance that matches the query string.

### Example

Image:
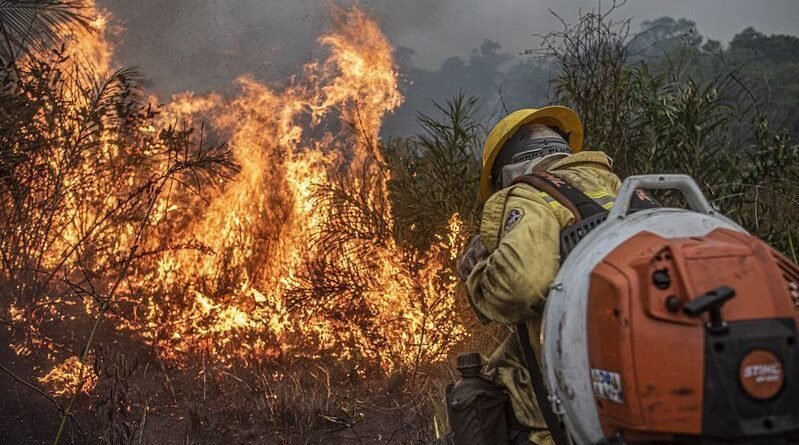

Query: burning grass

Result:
[0,1,479,443]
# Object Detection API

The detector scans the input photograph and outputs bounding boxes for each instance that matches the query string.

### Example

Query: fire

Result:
[38,356,97,397]
[17,1,467,396]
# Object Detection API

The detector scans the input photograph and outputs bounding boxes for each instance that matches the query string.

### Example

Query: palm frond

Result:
[0,0,89,57]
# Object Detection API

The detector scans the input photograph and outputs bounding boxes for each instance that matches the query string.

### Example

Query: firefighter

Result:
[456,106,622,445]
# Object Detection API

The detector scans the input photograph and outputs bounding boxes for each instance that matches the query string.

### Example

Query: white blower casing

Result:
[540,175,746,445]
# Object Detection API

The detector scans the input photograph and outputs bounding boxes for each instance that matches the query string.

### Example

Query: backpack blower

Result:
[539,174,799,444]
[444,174,799,445]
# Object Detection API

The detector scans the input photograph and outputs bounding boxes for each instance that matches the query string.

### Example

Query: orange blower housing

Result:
[587,227,799,443]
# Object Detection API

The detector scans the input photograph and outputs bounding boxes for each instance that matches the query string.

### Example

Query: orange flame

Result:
[28,2,466,394]
[38,356,97,397]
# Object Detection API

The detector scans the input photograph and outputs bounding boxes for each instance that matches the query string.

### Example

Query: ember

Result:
[38,355,97,397]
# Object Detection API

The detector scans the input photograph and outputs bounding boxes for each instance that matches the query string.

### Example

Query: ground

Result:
[0,326,446,445]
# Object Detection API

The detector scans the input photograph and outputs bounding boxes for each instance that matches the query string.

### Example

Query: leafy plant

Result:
[0,0,89,59]
[384,92,483,251]
[538,0,799,252]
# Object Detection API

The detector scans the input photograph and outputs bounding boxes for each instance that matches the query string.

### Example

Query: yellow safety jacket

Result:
[465,151,622,445]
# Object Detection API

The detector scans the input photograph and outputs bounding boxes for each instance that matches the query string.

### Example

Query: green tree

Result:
[539,4,799,251]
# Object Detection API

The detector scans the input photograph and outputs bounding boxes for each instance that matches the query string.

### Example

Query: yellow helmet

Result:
[480,106,584,201]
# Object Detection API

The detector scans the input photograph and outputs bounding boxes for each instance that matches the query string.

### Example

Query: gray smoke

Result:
[99,0,799,134]
[100,0,454,94]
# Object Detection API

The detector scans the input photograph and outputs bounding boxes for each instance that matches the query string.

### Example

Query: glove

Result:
[456,235,488,282]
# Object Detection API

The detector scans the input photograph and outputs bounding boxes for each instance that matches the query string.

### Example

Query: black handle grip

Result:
[683,286,736,334]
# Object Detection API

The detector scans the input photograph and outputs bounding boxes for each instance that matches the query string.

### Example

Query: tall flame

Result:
[26,2,465,395]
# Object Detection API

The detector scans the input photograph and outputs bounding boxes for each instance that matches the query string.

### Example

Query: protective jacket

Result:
[465,151,621,445]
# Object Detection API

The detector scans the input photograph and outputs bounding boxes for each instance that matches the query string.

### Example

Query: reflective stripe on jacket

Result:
[466,151,620,324]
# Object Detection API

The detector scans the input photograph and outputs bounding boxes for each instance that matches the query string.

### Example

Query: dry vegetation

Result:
[0,1,797,445]
[0,1,479,443]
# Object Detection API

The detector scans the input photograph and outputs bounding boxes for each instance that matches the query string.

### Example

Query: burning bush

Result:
[0,0,472,423]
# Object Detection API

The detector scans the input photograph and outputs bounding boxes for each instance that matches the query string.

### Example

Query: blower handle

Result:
[607,174,715,221]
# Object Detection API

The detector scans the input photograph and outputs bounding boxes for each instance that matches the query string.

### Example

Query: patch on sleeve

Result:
[503,208,524,234]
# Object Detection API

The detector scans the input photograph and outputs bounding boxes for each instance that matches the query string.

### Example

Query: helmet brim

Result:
[480,106,583,202]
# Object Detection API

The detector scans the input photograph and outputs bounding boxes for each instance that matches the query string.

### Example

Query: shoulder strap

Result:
[511,171,607,222]
[509,172,660,444]
[511,171,659,222]
[516,323,570,445]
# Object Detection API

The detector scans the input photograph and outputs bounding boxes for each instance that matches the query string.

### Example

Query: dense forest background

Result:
[387,16,799,140]
[0,1,797,444]
[389,11,799,255]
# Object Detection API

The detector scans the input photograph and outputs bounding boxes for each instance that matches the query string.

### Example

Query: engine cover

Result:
[540,175,799,445]
[588,228,799,443]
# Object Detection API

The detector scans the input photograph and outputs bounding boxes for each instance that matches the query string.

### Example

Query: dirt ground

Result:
[0,326,445,445]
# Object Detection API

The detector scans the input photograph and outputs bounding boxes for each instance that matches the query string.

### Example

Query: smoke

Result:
[99,0,451,95]
[99,0,799,133]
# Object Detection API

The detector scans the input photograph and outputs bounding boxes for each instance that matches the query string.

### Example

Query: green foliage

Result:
[541,3,799,252]
[384,93,482,250]
[632,18,799,138]
[726,28,799,137]
[722,118,799,248]
[730,28,799,63]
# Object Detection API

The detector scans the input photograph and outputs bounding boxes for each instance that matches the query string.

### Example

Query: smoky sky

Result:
[98,0,452,94]
[99,0,799,98]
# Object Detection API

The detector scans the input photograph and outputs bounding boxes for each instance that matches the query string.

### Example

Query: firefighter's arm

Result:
[465,185,561,325]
